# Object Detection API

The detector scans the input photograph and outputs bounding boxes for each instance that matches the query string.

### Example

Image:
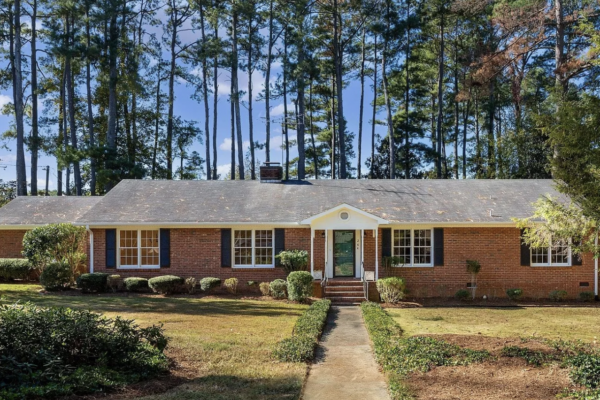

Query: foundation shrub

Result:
[76,273,110,293]
[272,299,331,362]
[269,279,287,299]
[123,277,149,293]
[287,271,313,302]
[0,259,38,281]
[200,277,221,292]
[184,277,197,294]
[39,261,72,291]
[259,282,271,296]
[376,277,406,304]
[550,290,568,302]
[148,276,184,295]
[107,275,122,292]
[455,289,470,300]
[506,288,523,301]
[224,278,239,294]
[579,291,595,302]
[275,250,308,274]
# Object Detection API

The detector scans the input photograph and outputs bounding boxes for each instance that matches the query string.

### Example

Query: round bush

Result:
[148,275,185,295]
[455,289,470,300]
[107,275,122,292]
[124,277,149,292]
[0,259,39,281]
[224,277,238,294]
[506,288,523,301]
[77,273,110,293]
[287,271,314,302]
[39,261,72,291]
[270,279,287,299]
[579,291,595,302]
[259,282,270,296]
[200,277,221,292]
[550,290,568,302]
[376,277,406,304]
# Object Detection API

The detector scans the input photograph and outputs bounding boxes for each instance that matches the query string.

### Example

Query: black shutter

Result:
[520,229,531,266]
[381,228,392,258]
[433,228,444,266]
[160,229,171,268]
[221,229,232,268]
[572,240,583,265]
[105,229,116,269]
[274,228,285,267]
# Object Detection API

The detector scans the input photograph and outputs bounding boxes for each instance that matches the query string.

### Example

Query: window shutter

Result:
[433,228,444,266]
[520,229,531,266]
[381,228,392,258]
[274,228,285,267]
[221,229,232,268]
[572,240,583,265]
[160,229,171,268]
[105,229,116,269]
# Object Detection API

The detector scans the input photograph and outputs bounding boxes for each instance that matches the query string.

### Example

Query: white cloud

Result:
[271,103,293,117]
[0,95,12,108]
[218,137,251,152]
[270,135,283,149]
[216,163,231,178]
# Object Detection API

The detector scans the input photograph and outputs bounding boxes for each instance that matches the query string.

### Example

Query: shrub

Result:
[580,291,595,302]
[0,303,168,398]
[259,282,270,296]
[124,277,149,292]
[224,277,239,294]
[148,275,184,295]
[247,280,257,286]
[376,277,406,304]
[273,299,331,362]
[184,277,197,294]
[39,261,72,291]
[270,279,287,299]
[200,277,221,292]
[275,250,308,274]
[107,275,122,292]
[506,288,523,301]
[22,223,87,281]
[0,259,38,281]
[77,273,110,293]
[287,271,313,302]
[455,289,470,300]
[550,290,568,301]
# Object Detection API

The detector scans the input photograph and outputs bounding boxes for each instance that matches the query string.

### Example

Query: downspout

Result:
[86,225,94,273]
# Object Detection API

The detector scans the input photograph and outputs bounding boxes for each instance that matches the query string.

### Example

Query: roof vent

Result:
[259,162,283,183]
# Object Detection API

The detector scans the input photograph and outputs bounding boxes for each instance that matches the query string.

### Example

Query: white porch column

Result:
[375,228,379,281]
[325,230,328,277]
[310,228,315,277]
[361,229,364,280]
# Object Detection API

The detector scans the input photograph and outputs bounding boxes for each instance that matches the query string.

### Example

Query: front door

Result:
[333,230,355,277]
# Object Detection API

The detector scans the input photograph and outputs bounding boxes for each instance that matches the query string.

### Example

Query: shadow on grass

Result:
[140,374,302,400]
[312,306,339,363]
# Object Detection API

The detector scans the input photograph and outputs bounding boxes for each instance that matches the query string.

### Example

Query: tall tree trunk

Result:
[14,0,27,195]
[474,92,482,177]
[30,0,38,195]
[230,64,236,179]
[297,44,306,180]
[65,17,82,195]
[487,80,495,178]
[332,0,346,178]
[106,8,119,191]
[554,0,566,94]
[462,97,470,179]
[404,0,411,179]
[152,63,161,179]
[330,76,336,179]
[264,0,274,163]
[166,4,178,180]
[453,35,459,180]
[435,10,444,179]
[370,35,377,179]
[63,69,70,196]
[283,29,289,180]
[309,80,318,178]
[57,66,65,196]
[247,17,255,179]
[382,2,394,179]
[232,9,244,179]
[200,5,211,179]
[86,3,96,194]
[212,10,219,180]
[357,27,365,179]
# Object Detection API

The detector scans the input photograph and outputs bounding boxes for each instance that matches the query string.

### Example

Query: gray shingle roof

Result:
[77,179,560,225]
[0,196,102,226]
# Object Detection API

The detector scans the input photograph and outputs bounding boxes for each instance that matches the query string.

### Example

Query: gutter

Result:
[86,225,94,274]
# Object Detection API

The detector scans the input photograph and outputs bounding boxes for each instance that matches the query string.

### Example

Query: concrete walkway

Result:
[302,306,390,400]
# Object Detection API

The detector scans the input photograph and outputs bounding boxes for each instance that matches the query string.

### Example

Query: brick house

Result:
[0,174,598,301]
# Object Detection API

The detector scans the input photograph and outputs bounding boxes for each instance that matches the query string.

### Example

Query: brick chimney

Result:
[259,162,283,182]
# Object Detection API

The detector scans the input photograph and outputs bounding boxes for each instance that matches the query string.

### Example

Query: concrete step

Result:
[328,296,366,304]
[325,290,365,297]
[327,280,363,287]
[325,285,364,292]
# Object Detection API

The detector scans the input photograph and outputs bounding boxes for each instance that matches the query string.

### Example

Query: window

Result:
[531,237,571,266]
[393,229,432,266]
[234,229,274,267]
[119,230,159,268]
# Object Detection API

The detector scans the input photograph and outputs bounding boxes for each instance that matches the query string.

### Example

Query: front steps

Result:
[323,279,366,304]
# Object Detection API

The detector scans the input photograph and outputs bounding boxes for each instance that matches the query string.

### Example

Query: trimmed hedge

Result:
[376,277,406,304]
[39,261,72,291]
[506,288,523,301]
[124,277,149,292]
[77,273,110,293]
[0,303,168,399]
[270,279,287,299]
[580,291,595,302]
[272,299,331,362]
[455,289,470,300]
[200,277,221,292]
[0,259,38,281]
[550,290,568,302]
[287,271,313,302]
[148,275,184,295]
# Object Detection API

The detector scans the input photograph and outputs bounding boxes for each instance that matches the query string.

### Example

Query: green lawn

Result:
[387,306,600,341]
[0,284,308,400]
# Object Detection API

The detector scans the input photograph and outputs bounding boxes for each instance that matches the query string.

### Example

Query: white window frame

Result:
[530,237,572,267]
[392,228,433,267]
[117,229,160,269]
[232,229,275,269]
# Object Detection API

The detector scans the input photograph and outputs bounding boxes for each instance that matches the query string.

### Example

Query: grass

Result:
[387,307,600,341]
[0,283,309,400]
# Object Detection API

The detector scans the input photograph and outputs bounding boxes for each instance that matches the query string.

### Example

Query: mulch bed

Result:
[404,334,577,400]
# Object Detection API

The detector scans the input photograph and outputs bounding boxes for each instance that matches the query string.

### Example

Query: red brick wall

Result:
[380,227,597,299]
[0,230,27,258]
